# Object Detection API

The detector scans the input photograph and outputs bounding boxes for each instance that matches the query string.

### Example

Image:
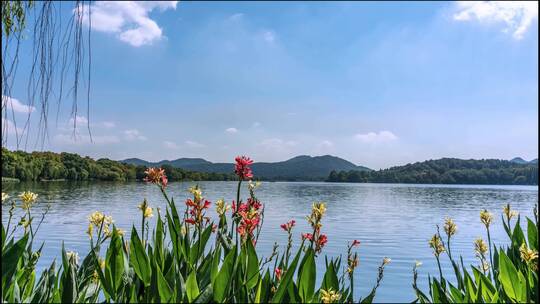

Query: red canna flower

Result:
[144,167,168,188]
[281,220,296,232]
[275,268,282,281]
[234,156,254,180]
[302,233,313,241]
[185,218,196,225]
[352,239,361,247]
[318,234,328,247]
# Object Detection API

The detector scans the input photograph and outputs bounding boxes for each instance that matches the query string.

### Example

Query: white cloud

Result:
[453,1,538,39]
[54,133,120,145]
[258,138,297,150]
[355,131,398,143]
[229,13,244,21]
[185,140,205,148]
[163,140,180,149]
[319,140,334,148]
[2,96,35,114]
[102,121,116,128]
[225,127,238,134]
[68,115,89,126]
[77,1,178,47]
[262,30,276,43]
[2,119,23,135]
[124,129,147,141]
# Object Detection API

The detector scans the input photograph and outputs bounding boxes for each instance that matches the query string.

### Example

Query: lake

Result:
[1,181,537,302]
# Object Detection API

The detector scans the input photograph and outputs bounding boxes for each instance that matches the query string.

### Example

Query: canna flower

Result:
[86,224,93,238]
[1,192,9,203]
[519,243,538,264]
[320,288,341,304]
[444,217,457,237]
[248,180,262,191]
[188,186,203,202]
[312,202,327,218]
[415,260,422,268]
[88,211,113,227]
[274,268,283,281]
[383,257,392,266]
[429,234,445,257]
[138,199,153,218]
[280,220,296,232]
[234,156,254,180]
[503,204,519,221]
[143,167,168,188]
[302,233,313,241]
[66,251,80,265]
[19,191,38,210]
[474,238,488,258]
[215,199,231,216]
[352,239,361,247]
[480,209,493,228]
[185,186,212,226]
[480,260,490,272]
[117,228,125,236]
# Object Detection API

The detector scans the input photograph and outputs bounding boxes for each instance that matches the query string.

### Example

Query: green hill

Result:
[327,158,538,185]
[122,155,371,181]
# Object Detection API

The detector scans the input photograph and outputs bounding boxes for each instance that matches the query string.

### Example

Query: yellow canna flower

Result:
[312,202,327,218]
[188,185,203,202]
[520,243,538,264]
[320,288,341,303]
[144,206,153,218]
[19,191,38,210]
[86,224,93,238]
[415,260,422,268]
[474,238,488,258]
[117,228,125,236]
[480,209,493,228]
[383,257,392,266]
[503,204,519,221]
[138,199,153,218]
[1,192,9,203]
[429,234,445,257]
[481,260,490,272]
[444,217,457,237]
[216,199,231,216]
[248,180,262,191]
[66,251,80,265]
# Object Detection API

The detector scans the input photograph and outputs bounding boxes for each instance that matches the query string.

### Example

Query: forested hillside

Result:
[327,158,538,185]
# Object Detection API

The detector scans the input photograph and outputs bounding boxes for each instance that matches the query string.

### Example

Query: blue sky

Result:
[2,1,538,169]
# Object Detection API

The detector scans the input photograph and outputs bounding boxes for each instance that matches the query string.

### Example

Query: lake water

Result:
[1,181,537,302]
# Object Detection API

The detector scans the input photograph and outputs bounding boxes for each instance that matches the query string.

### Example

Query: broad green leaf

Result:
[245,240,260,289]
[298,248,316,303]
[271,248,302,303]
[61,260,78,303]
[2,233,28,288]
[498,250,525,302]
[527,218,538,251]
[213,246,236,303]
[189,225,213,265]
[156,263,173,302]
[186,271,200,302]
[194,284,213,303]
[129,226,152,286]
[321,260,339,291]
[105,226,124,296]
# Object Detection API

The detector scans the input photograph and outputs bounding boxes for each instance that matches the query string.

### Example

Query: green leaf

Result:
[245,240,260,289]
[498,250,525,302]
[213,245,236,303]
[156,263,173,302]
[105,226,124,296]
[194,284,213,303]
[2,233,28,290]
[186,271,200,302]
[129,226,152,286]
[527,218,538,251]
[271,248,302,303]
[298,248,316,303]
[60,258,78,303]
[211,246,221,287]
[189,225,213,265]
[321,260,339,291]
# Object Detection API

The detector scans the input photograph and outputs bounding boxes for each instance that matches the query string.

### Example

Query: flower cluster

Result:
[236,196,263,242]
[474,237,488,258]
[503,204,519,221]
[274,267,283,281]
[346,240,360,274]
[87,211,114,238]
[2,192,9,203]
[320,288,341,303]
[429,234,445,257]
[185,185,211,225]
[480,209,493,228]
[138,199,154,218]
[143,167,168,188]
[234,156,253,180]
[215,199,231,216]
[303,202,328,253]
[444,217,457,237]
[19,191,38,210]
[280,220,296,232]
[520,243,538,270]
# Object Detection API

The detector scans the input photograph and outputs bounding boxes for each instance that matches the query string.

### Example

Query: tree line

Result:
[327,158,538,185]
[1,148,236,182]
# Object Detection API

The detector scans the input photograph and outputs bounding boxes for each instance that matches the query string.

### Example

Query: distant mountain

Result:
[510,157,538,164]
[122,155,371,181]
